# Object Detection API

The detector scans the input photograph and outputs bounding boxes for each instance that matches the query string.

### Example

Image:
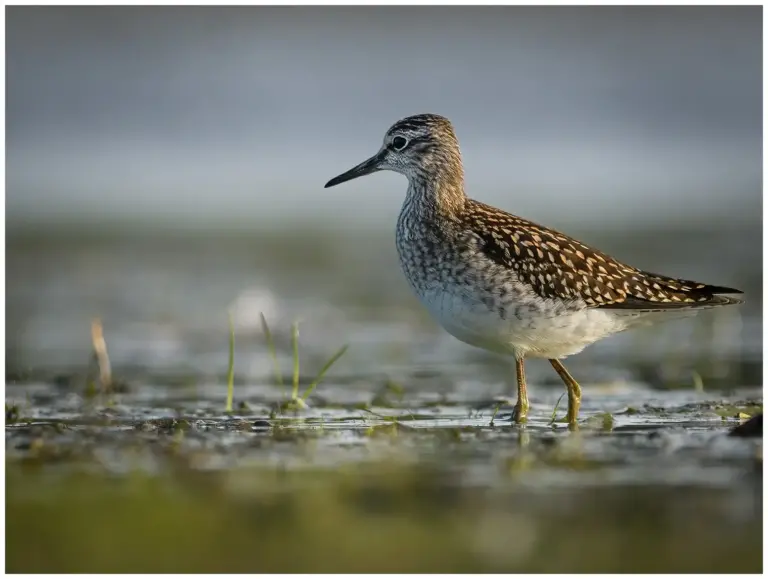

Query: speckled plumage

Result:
[325,113,743,424]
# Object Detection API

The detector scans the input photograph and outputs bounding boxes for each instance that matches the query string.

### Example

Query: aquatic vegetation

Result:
[548,393,566,425]
[258,314,349,415]
[226,311,235,413]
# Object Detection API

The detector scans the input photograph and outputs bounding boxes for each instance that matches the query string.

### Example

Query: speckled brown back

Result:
[463,200,742,309]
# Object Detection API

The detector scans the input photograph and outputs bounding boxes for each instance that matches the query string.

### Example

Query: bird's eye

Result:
[392,136,408,151]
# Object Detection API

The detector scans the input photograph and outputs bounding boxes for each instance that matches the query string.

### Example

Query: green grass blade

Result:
[291,321,300,400]
[490,402,503,426]
[259,313,284,394]
[301,344,349,402]
[226,311,235,413]
[549,393,565,425]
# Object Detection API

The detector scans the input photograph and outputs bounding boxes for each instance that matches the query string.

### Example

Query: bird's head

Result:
[324,113,463,189]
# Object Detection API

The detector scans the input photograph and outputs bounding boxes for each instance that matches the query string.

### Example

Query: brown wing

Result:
[463,200,743,309]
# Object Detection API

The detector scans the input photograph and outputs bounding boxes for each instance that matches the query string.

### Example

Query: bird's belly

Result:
[416,285,626,359]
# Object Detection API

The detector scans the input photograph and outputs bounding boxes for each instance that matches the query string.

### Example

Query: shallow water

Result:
[6,378,763,481]
[5,228,763,572]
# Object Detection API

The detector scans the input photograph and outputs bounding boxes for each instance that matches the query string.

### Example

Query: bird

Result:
[324,113,743,427]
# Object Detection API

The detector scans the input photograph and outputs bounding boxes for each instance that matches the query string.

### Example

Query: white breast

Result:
[415,283,628,359]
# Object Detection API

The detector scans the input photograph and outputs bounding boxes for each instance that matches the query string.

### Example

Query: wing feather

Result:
[462,199,743,310]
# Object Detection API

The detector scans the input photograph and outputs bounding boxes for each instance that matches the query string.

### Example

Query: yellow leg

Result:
[549,359,582,428]
[512,358,530,423]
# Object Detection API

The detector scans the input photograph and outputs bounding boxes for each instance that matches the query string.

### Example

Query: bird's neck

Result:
[405,169,466,222]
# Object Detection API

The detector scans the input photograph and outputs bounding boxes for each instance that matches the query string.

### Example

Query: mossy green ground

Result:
[6,459,762,573]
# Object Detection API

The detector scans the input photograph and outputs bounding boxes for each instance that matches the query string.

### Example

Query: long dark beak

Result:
[324,150,384,188]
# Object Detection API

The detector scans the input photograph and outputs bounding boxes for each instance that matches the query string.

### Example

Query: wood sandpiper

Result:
[324,114,744,427]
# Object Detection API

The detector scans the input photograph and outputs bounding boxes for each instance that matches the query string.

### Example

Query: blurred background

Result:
[6,5,761,382]
[7,6,762,230]
[5,6,763,573]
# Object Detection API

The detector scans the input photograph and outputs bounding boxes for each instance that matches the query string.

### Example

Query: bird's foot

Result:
[566,395,581,431]
[511,400,529,424]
